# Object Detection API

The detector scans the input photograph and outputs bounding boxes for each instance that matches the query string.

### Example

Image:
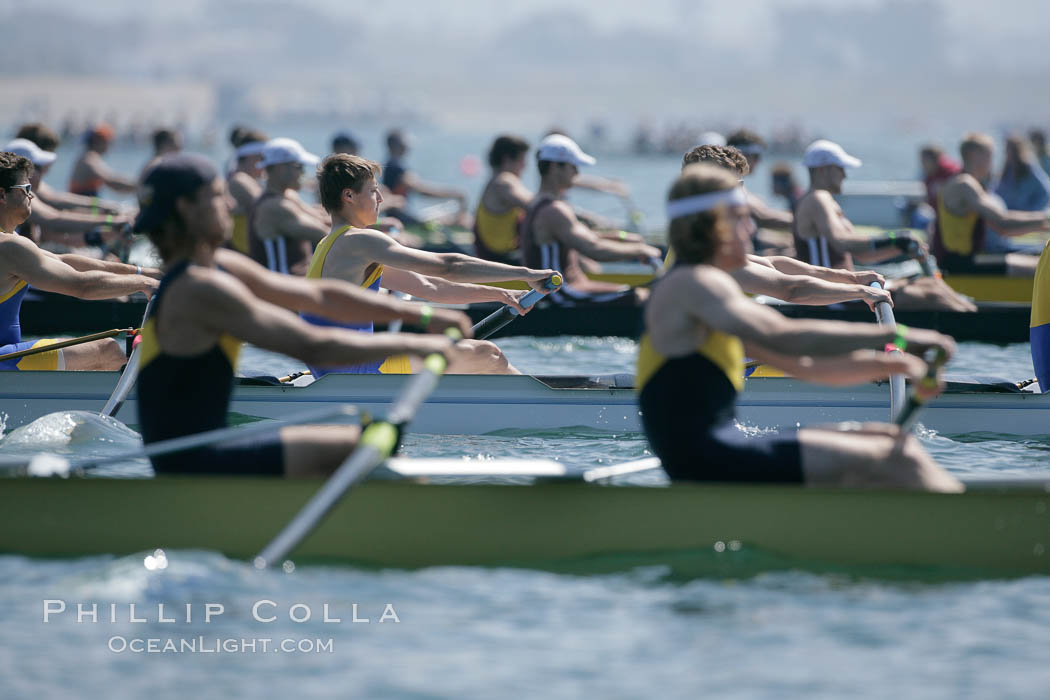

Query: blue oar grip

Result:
[510,273,563,316]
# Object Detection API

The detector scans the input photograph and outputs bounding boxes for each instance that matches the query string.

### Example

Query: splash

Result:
[0,411,140,450]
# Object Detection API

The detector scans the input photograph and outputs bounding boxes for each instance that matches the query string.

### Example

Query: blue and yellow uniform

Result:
[136,261,284,475]
[300,225,411,377]
[1031,242,1050,390]
[0,280,64,371]
[636,321,802,482]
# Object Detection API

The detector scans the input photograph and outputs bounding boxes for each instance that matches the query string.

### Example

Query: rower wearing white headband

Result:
[637,163,961,490]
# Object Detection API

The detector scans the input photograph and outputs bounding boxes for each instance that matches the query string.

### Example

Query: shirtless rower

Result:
[935,132,1050,276]
[139,128,183,181]
[131,153,471,477]
[69,124,137,198]
[226,127,267,255]
[794,140,976,311]
[670,145,892,309]
[302,153,558,375]
[4,138,133,250]
[0,152,157,371]
[521,134,660,307]
[249,138,329,275]
[639,163,961,491]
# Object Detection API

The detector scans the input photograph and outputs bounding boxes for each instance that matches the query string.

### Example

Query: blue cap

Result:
[134,153,218,233]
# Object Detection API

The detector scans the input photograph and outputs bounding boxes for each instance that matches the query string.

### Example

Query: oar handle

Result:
[870,281,906,420]
[895,348,948,432]
[470,273,562,340]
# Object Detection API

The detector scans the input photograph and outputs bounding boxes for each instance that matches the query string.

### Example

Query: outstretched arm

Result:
[757,254,886,287]
[352,230,556,290]
[970,183,1050,236]
[266,200,329,242]
[545,201,659,263]
[745,345,927,385]
[1,236,155,299]
[188,272,458,369]
[380,266,538,312]
[214,248,472,336]
[731,259,891,309]
[83,155,137,193]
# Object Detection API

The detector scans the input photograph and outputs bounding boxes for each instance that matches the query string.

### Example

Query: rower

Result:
[4,138,133,251]
[131,153,471,477]
[725,129,794,240]
[521,134,660,307]
[15,123,124,221]
[138,128,183,183]
[68,124,137,198]
[794,139,976,311]
[0,151,156,371]
[226,127,267,255]
[669,145,893,310]
[638,163,961,490]
[249,137,329,275]
[383,129,469,229]
[935,132,1050,275]
[474,134,531,264]
[302,153,558,375]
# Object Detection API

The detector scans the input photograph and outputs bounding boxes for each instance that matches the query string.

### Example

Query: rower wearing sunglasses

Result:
[0,151,156,371]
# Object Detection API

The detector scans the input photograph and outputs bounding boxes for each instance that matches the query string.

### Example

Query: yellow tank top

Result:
[636,329,745,393]
[474,203,522,254]
[230,213,250,254]
[936,192,980,256]
[304,225,410,374]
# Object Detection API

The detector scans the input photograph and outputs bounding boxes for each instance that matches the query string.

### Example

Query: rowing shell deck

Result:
[2,371,1046,436]
[1,476,1048,578]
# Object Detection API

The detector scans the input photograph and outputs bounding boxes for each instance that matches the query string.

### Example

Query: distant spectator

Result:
[1030,128,1050,176]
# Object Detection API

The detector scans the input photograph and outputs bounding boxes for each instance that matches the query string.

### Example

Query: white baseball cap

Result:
[258,137,320,169]
[802,139,862,169]
[4,138,57,167]
[536,134,596,168]
[697,131,727,147]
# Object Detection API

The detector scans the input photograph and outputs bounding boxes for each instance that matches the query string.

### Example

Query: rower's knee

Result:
[99,339,127,370]
[471,340,512,372]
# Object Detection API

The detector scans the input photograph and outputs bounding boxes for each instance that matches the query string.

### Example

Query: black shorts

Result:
[149,433,285,476]
[657,421,805,484]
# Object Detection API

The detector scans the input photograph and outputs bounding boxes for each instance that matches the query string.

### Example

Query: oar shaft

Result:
[254,344,454,569]
[895,349,945,432]
[102,296,155,418]
[870,281,906,420]
[0,328,134,363]
[470,273,562,340]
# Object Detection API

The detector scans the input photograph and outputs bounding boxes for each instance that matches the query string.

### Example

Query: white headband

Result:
[666,187,747,221]
[235,141,266,159]
[734,143,764,156]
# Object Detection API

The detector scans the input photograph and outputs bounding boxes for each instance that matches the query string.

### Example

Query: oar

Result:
[253,330,460,569]
[870,281,906,420]
[0,327,135,364]
[895,348,948,432]
[101,296,155,418]
[907,239,937,277]
[15,404,361,477]
[470,273,562,340]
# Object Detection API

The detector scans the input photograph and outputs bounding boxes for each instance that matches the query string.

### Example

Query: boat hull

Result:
[0,372,1046,436]
[1,476,1048,578]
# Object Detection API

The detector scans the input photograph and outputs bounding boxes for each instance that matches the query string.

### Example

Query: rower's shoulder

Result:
[943,172,981,194]
[661,263,736,298]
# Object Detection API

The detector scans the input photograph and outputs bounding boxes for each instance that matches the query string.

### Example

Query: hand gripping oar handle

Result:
[895,348,947,432]
[0,327,135,363]
[253,329,461,569]
[907,239,937,277]
[870,281,906,420]
[470,273,562,340]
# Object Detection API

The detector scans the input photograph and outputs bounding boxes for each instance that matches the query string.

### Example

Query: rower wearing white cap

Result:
[248,137,329,275]
[226,127,267,255]
[5,138,135,251]
[521,134,660,306]
[794,139,975,311]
